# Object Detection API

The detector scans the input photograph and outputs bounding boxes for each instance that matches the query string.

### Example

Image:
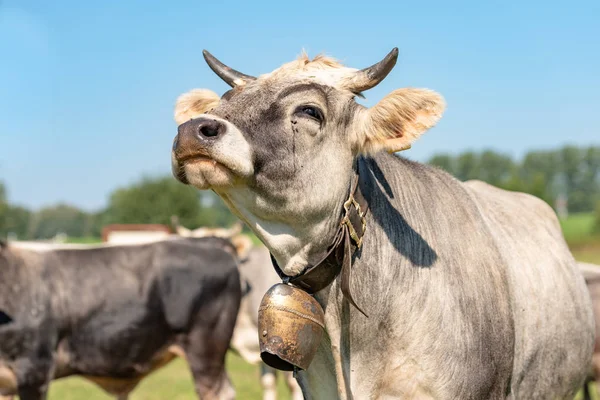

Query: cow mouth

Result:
[179,154,220,166]
[174,152,239,189]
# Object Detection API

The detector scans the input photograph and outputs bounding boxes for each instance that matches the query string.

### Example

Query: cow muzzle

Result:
[172,115,254,189]
[173,117,225,162]
[258,283,325,371]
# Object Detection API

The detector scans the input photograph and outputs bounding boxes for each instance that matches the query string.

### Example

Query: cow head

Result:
[172,48,445,275]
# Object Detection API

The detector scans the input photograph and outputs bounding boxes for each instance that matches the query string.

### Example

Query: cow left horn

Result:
[203,50,256,87]
[341,47,399,93]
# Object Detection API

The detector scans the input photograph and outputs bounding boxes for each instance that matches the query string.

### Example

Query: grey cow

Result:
[0,237,241,400]
[171,48,594,399]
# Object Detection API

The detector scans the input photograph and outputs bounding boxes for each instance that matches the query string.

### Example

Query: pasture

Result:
[47,353,291,400]
[37,212,600,399]
[562,212,600,264]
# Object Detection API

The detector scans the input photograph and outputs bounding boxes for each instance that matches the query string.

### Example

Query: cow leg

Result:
[116,395,129,400]
[260,363,277,400]
[583,380,591,400]
[183,327,236,400]
[13,357,53,400]
[283,371,304,400]
[181,294,239,400]
[17,385,48,400]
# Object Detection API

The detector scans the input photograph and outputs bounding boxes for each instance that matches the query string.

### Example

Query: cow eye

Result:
[296,106,323,122]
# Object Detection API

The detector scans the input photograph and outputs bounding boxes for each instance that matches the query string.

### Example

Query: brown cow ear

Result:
[354,88,445,154]
[174,89,220,125]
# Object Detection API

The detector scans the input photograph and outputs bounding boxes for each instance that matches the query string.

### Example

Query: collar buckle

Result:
[341,194,367,249]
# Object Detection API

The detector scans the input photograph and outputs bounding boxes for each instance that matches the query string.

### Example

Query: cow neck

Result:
[269,161,370,317]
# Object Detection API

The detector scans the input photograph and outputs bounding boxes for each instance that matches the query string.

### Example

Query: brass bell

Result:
[258,283,325,371]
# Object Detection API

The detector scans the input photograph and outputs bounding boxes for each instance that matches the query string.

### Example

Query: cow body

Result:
[294,156,593,399]
[171,48,594,399]
[0,237,241,400]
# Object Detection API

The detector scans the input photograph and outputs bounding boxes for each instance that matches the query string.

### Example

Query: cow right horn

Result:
[203,50,256,87]
[341,47,399,93]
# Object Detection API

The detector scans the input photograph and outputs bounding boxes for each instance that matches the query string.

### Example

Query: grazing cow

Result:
[579,262,600,400]
[0,236,241,400]
[170,47,594,399]
[173,221,303,400]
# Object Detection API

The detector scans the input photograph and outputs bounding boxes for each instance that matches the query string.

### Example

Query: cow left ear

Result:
[174,89,220,125]
[354,88,445,154]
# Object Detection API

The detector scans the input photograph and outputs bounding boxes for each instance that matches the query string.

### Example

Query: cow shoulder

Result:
[155,238,240,332]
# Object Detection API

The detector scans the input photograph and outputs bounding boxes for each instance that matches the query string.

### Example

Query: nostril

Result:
[198,120,222,138]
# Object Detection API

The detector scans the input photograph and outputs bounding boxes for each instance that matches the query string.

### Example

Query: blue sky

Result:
[0,0,598,210]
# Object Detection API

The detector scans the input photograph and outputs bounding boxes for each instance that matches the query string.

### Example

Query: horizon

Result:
[1,0,598,211]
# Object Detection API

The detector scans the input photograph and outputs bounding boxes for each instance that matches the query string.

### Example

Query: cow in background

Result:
[0,236,241,400]
[172,219,303,400]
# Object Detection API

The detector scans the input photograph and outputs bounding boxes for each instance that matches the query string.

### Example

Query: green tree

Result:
[103,176,204,228]
[3,205,31,239]
[525,173,552,205]
[478,150,514,187]
[428,154,455,175]
[455,152,480,181]
[595,201,600,234]
[197,191,240,228]
[580,146,600,212]
[0,182,7,237]
[497,170,526,193]
[28,204,89,239]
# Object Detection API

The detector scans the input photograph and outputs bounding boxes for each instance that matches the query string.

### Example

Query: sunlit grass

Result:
[48,353,292,400]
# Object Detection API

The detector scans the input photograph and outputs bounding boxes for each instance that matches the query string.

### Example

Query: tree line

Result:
[429,145,600,214]
[0,177,239,240]
[1,145,599,241]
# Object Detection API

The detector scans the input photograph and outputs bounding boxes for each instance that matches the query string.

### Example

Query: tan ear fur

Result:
[231,235,253,260]
[356,88,445,154]
[174,89,220,125]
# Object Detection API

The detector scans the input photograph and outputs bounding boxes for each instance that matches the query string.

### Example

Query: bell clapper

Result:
[293,365,298,378]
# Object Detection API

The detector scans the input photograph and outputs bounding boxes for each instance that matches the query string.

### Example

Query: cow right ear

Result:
[174,89,220,125]
[353,88,445,154]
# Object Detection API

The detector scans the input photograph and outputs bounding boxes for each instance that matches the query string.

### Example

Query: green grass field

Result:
[561,212,599,244]
[48,353,292,400]
[561,212,600,264]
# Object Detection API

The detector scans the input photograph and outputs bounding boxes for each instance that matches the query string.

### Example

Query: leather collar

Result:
[270,164,370,317]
